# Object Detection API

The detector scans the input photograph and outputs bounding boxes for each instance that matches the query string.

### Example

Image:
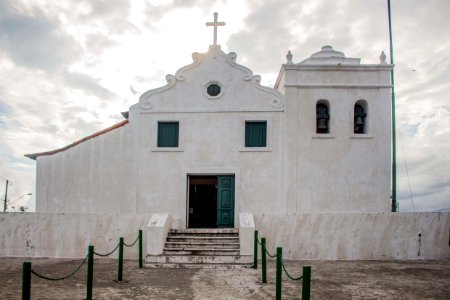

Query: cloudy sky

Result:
[0,0,449,212]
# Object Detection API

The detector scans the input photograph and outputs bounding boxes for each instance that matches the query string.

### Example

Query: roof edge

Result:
[25,119,129,160]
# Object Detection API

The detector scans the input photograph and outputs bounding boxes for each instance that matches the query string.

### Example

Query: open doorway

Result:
[188,176,218,228]
[187,175,235,228]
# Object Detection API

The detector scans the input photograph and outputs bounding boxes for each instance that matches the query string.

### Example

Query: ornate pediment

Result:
[137,45,283,112]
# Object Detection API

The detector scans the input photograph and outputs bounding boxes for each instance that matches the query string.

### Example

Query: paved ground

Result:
[1,258,449,299]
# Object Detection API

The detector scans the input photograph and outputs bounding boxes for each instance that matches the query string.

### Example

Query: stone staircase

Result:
[145,228,252,268]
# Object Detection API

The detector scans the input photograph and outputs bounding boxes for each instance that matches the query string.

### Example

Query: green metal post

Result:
[138,230,143,268]
[261,237,267,283]
[302,266,311,300]
[22,262,31,300]
[388,0,397,212]
[253,230,258,269]
[276,247,282,300]
[87,245,94,300]
[118,237,124,281]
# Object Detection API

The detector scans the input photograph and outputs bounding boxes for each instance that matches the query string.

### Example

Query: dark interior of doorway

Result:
[188,176,217,228]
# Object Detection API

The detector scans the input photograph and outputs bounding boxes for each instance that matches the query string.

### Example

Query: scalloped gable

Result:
[135,45,283,112]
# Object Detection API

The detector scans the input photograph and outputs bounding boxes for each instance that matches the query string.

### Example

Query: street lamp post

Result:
[3,180,8,212]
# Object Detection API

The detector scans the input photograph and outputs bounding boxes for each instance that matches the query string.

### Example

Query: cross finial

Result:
[205,12,225,45]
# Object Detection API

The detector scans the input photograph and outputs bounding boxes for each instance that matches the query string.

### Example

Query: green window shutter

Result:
[157,122,179,147]
[245,121,267,147]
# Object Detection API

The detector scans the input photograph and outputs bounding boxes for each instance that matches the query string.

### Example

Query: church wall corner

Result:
[34,124,134,214]
[277,65,392,213]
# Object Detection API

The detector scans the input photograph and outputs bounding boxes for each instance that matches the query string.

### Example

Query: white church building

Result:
[28,43,391,221]
[3,15,449,262]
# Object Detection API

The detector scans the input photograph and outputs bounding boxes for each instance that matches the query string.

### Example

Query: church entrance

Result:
[188,175,234,228]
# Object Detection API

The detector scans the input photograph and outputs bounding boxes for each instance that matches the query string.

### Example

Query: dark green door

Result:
[217,176,235,228]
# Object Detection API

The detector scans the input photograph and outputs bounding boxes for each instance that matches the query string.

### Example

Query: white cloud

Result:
[0,0,449,212]
[0,1,81,71]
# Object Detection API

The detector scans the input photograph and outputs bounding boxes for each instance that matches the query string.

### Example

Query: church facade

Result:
[17,36,448,260]
[27,44,392,228]
[4,13,450,263]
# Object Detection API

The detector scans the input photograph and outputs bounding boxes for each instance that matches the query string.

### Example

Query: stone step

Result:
[165,242,240,249]
[145,263,250,269]
[146,254,252,265]
[169,228,238,234]
[166,236,239,243]
[154,228,244,267]
[168,232,238,237]
[163,249,240,256]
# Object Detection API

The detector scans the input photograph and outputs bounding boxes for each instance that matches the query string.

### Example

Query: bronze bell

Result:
[317,118,328,129]
[355,116,364,126]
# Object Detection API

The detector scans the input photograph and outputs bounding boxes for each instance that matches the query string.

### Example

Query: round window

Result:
[207,84,221,97]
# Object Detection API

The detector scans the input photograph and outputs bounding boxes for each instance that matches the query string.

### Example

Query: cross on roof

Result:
[205,12,225,45]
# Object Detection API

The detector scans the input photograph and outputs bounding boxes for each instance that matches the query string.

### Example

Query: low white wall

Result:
[239,212,255,256]
[0,213,148,259]
[1,212,449,260]
[146,213,172,255]
[255,212,450,260]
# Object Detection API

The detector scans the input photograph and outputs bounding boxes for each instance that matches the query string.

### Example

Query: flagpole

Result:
[388,0,397,212]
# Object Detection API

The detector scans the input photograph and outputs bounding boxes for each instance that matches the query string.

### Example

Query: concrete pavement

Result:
[1,258,449,299]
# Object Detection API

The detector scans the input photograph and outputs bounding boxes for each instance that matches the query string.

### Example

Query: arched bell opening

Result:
[316,100,330,134]
[354,100,368,134]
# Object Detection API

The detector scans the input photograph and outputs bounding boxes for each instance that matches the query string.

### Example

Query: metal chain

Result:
[281,261,303,281]
[264,247,277,258]
[256,238,262,246]
[123,235,139,247]
[31,254,88,281]
[94,243,120,257]
[257,237,277,258]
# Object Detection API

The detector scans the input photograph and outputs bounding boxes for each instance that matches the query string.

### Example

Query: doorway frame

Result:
[182,168,240,230]
[187,175,218,228]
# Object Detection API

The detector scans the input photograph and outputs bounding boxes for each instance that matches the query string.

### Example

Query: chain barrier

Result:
[94,242,120,257]
[257,236,277,258]
[253,230,311,300]
[23,230,143,300]
[31,254,88,281]
[281,261,303,281]
[123,234,139,247]
[264,247,277,258]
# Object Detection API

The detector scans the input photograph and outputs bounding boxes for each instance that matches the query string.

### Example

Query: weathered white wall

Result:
[146,213,172,255]
[239,212,255,256]
[255,212,450,260]
[292,83,391,213]
[135,111,283,228]
[0,213,147,259]
[36,124,133,214]
[279,46,392,213]
[130,45,285,227]
[2,212,448,260]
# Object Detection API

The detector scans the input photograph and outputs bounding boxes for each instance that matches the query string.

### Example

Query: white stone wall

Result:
[1,212,448,260]
[279,62,392,213]
[255,212,450,260]
[135,111,283,228]
[36,124,132,213]
[0,213,147,259]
